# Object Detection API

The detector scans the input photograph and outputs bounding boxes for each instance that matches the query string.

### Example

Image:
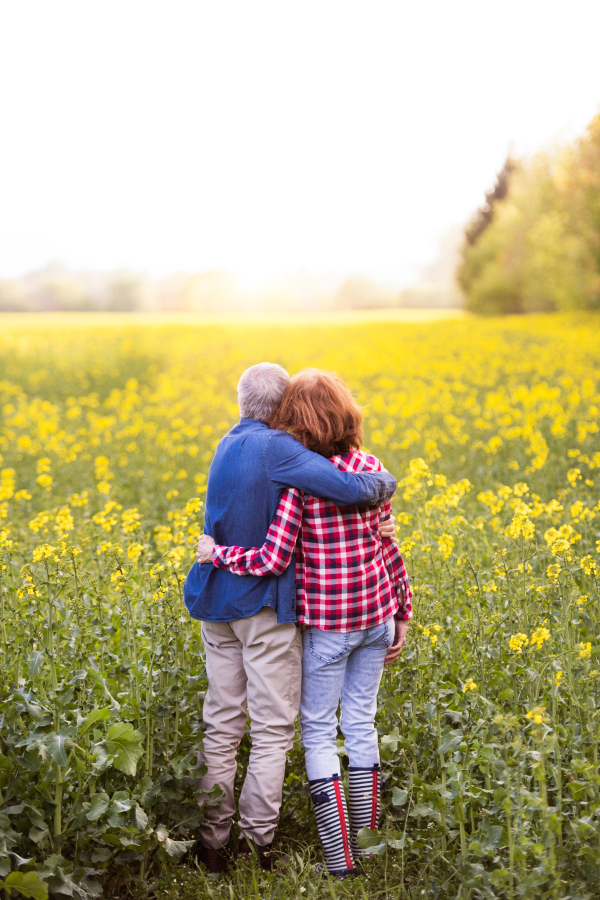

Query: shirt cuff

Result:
[394,608,412,621]
[212,545,227,568]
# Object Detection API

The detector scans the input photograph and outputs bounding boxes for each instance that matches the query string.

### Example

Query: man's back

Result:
[185,418,297,623]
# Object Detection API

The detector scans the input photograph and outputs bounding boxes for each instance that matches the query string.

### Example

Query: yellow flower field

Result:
[0,312,599,898]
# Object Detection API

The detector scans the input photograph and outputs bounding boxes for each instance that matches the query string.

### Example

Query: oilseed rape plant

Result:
[0,311,599,899]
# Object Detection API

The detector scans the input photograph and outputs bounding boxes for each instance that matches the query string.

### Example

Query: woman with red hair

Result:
[197,369,412,877]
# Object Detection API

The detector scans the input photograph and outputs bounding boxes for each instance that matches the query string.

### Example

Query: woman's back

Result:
[296,448,401,632]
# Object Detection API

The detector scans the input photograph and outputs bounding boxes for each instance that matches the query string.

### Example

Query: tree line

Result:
[459,112,600,314]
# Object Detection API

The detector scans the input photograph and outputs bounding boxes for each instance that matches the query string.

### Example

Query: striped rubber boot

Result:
[309,775,356,876]
[348,765,381,858]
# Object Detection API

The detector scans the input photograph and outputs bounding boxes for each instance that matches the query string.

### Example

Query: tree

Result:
[457,112,600,314]
[464,157,517,247]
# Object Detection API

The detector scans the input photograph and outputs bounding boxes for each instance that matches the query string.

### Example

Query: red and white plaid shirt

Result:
[212,448,413,632]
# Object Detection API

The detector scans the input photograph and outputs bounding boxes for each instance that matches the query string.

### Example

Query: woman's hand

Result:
[384,620,409,666]
[196,534,216,564]
[378,513,397,543]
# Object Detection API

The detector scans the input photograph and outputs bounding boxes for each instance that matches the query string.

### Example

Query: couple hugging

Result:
[184,362,413,878]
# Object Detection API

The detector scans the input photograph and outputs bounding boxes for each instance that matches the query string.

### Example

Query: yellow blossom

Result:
[463,677,477,693]
[399,539,415,557]
[505,510,535,541]
[121,508,141,533]
[579,642,592,660]
[29,511,52,534]
[509,633,529,654]
[580,556,597,575]
[526,706,547,725]
[530,626,551,650]
[437,533,454,559]
[547,563,562,583]
[54,507,74,536]
[127,542,144,562]
[33,544,58,562]
[68,491,89,507]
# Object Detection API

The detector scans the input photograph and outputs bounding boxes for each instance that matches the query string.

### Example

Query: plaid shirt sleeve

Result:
[380,500,413,620]
[212,487,304,576]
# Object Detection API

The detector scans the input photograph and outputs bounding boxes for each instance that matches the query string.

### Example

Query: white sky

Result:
[1,0,600,289]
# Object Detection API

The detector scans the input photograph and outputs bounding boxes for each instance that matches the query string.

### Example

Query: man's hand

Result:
[384,619,409,666]
[196,534,216,564]
[379,513,397,543]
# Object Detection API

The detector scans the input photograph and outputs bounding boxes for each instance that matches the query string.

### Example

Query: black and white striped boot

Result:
[348,764,381,858]
[309,774,356,877]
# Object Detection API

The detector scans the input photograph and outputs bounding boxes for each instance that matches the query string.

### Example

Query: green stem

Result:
[54,762,63,836]
[146,659,154,776]
[47,566,58,692]
[505,746,515,900]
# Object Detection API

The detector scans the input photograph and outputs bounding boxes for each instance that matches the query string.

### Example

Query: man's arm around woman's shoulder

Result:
[265,430,396,507]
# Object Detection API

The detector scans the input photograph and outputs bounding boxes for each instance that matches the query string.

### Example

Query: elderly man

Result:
[184,363,397,874]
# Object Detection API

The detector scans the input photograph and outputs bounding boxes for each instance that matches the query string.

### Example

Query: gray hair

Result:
[238,362,290,422]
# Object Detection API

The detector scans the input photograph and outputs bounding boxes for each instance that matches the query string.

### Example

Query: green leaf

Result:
[86,794,110,821]
[7,853,33,868]
[567,780,590,801]
[87,669,121,711]
[482,824,504,851]
[106,723,144,776]
[28,652,45,681]
[43,732,70,767]
[411,803,437,818]
[392,787,407,806]
[4,871,49,900]
[155,830,195,859]
[380,727,400,752]
[133,775,161,808]
[132,805,148,830]
[91,848,112,863]
[22,701,45,722]
[438,734,462,755]
[356,827,385,854]
[79,708,110,735]
[2,802,27,815]
[16,752,41,773]
[489,869,510,888]
[91,743,109,773]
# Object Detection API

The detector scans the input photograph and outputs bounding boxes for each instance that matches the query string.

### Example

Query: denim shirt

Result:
[184,418,397,624]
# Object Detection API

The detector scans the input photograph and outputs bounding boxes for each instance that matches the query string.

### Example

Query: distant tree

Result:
[464,157,517,247]
[106,274,144,311]
[458,113,600,314]
[0,280,34,312]
[573,113,600,304]
[333,276,392,310]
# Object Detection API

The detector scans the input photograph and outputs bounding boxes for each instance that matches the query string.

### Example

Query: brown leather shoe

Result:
[190,840,229,874]
[238,836,288,872]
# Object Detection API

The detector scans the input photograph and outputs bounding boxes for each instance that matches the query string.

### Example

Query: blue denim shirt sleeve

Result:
[266,432,397,507]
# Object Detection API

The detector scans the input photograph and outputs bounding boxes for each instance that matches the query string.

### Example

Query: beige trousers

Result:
[197,607,302,848]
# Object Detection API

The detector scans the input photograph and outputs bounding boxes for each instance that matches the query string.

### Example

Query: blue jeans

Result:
[299,618,394,781]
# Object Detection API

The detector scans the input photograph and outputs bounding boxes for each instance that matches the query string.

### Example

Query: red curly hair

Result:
[270,368,363,458]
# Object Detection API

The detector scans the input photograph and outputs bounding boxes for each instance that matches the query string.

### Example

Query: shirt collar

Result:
[238,416,269,429]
